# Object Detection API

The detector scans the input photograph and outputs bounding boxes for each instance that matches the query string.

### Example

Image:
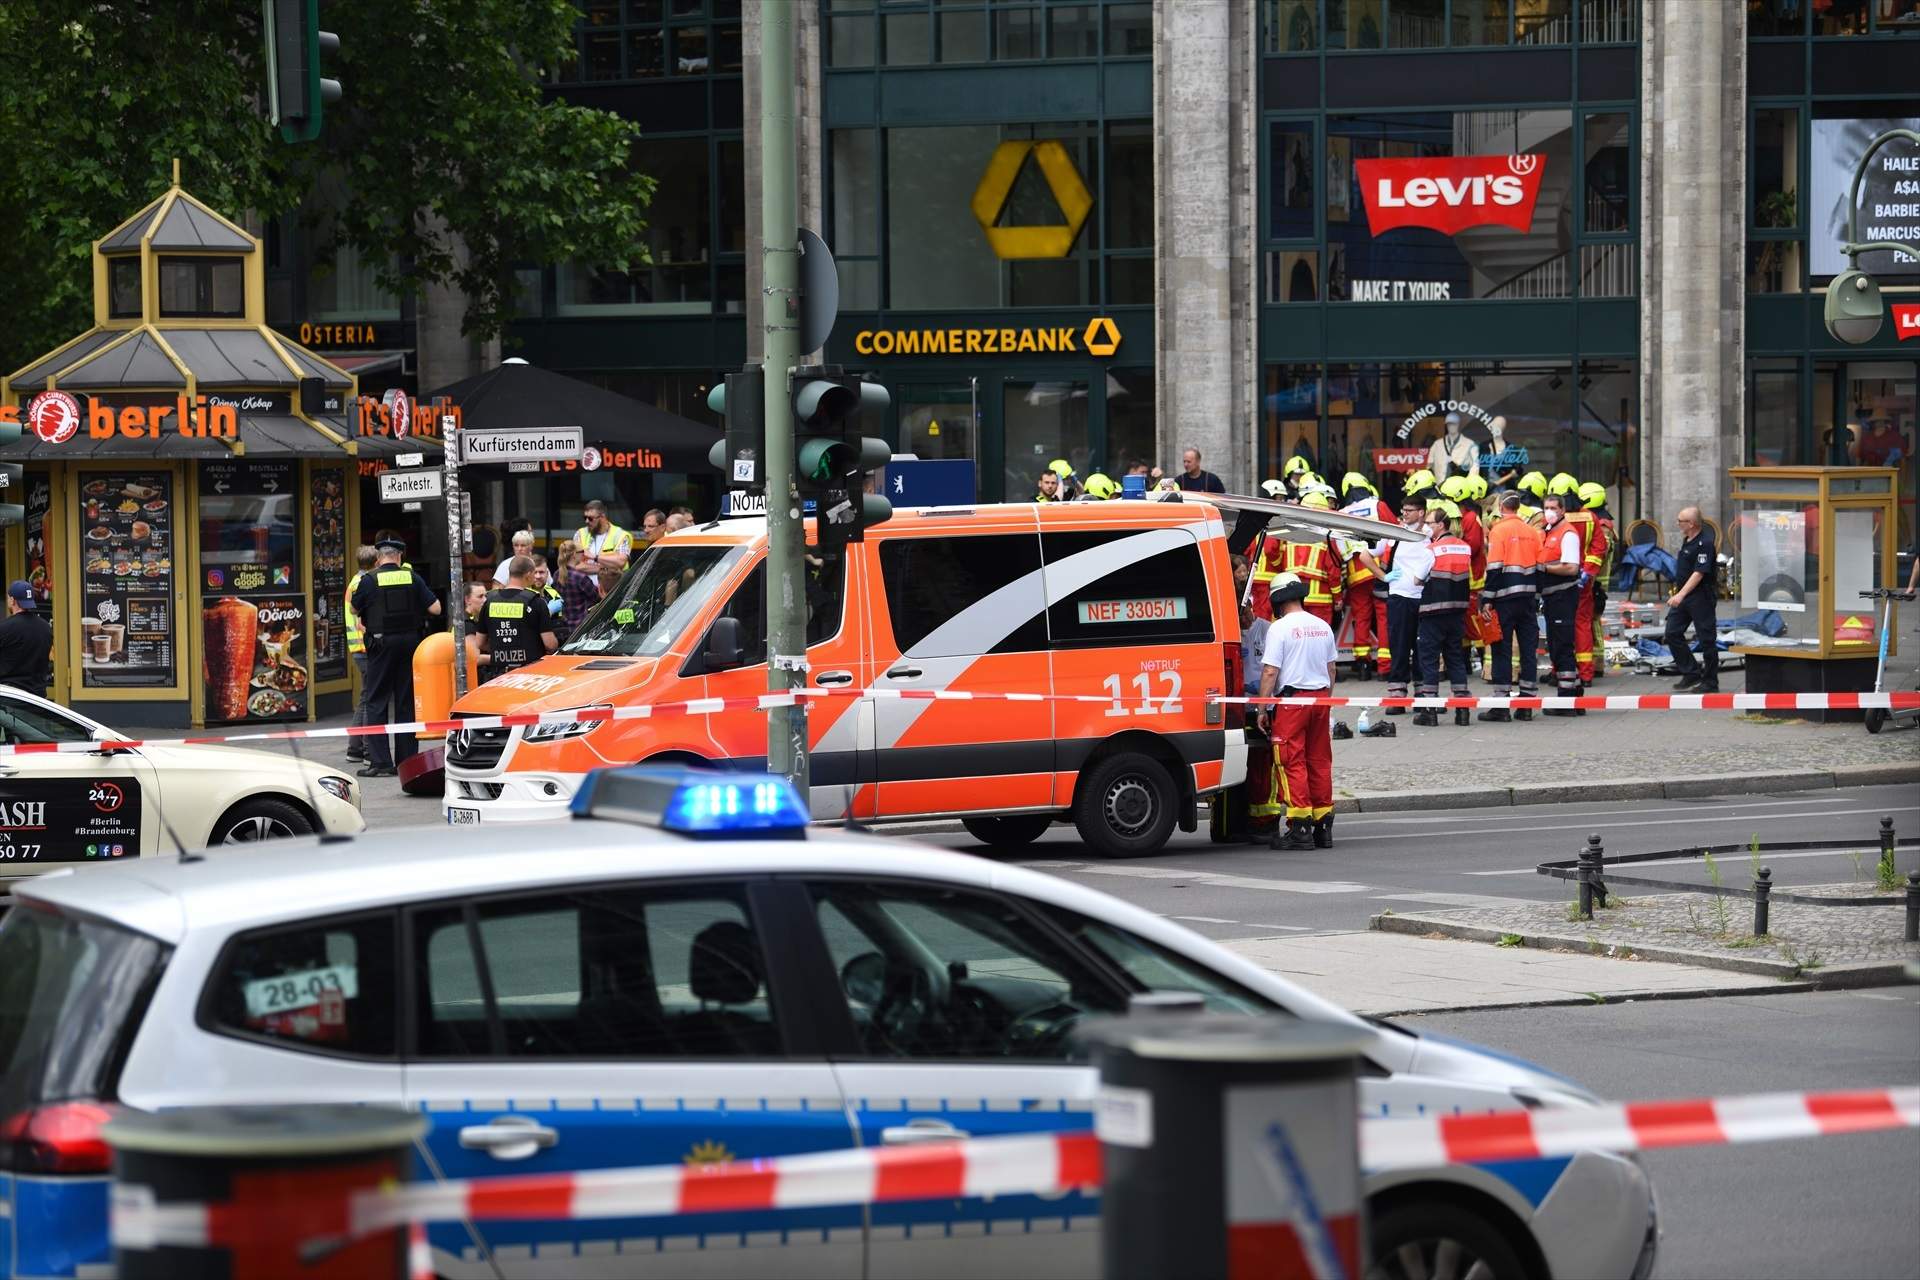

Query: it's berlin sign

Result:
[1357,154,1548,236]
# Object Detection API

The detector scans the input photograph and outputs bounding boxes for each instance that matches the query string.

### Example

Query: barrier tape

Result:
[110,1086,1919,1252]
[7,688,1919,756]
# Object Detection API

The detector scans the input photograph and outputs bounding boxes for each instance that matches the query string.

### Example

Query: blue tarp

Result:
[1612,543,1676,591]
[1633,609,1783,660]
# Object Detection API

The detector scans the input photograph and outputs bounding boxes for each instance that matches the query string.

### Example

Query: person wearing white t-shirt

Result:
[493,530,535,584]
[1257,573,1340,852]
[1377,496,1433,712]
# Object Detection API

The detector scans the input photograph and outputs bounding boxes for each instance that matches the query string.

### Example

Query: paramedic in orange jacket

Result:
[1340,472,1393,680]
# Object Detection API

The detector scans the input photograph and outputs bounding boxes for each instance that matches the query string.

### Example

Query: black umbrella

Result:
[424,358,719,474]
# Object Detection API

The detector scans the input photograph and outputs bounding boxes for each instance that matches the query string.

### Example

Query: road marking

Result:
[1369,891,1539,909]
[1036,863,1372,895]
[1340,795,1858,829]
[1850,992,1911,1003]
[1465,841,1917,875]
[1337,804,1920,847]
[1170,915,1238,924]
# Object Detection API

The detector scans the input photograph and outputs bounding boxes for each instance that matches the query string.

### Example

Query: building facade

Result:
[270,0,1919,539]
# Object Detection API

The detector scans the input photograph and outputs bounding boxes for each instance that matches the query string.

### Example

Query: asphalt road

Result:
[1401,988,1920,1280]
[916,782,1920,940]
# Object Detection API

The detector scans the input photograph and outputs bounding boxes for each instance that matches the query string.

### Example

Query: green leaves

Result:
[0,0,649,370]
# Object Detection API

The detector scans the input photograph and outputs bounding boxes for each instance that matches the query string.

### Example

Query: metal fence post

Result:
[1906,871,1919,944]
[106,1105,423,1279]
[1587,833,1608,905]
[1752,867,1771,937]
[1084,1015,1369,1280]
[1880,815,1897,883]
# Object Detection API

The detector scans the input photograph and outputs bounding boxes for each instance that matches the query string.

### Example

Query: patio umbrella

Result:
[425,358,720,474]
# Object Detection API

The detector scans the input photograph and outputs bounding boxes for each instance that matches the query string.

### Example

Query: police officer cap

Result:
[1268,572,1310,606]
[374,536,408,553]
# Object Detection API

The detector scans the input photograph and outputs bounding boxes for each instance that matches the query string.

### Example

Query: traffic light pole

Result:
[760,3,808,799]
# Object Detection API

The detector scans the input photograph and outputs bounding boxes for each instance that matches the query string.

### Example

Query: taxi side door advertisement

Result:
[0,778,142,864]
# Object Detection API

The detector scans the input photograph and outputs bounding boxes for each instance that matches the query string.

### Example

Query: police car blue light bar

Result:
[570,765,808,838]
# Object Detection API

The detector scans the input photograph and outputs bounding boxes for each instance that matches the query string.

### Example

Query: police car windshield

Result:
[562,543,745,657]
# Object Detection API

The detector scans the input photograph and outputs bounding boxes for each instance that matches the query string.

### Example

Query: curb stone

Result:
[1339,761,1919,813]
[1369,911,1912,988]
[1367,981,1821,1019]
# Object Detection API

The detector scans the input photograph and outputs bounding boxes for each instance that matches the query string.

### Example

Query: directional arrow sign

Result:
[459,426,584,466]
[379,468,445,503]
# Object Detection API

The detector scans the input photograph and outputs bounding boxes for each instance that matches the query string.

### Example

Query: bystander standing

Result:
[1175,447,1226,494]
[0,581,52,696]
[492,529,536,584]
[557,543,602,630]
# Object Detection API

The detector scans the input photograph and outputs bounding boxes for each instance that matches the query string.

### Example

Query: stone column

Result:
[1639,2,1744,530]
[1153,0,1257,491]
[744,3,825,364]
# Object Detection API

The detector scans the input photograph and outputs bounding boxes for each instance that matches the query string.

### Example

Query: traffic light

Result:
[707,367,767,489]
[265,0,342,144]
[790,367,891,549]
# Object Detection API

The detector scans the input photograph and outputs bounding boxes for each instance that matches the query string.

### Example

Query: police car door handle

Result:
[0,764,15,777]
[881,1118,969,1145]
[815,670,855,686]
[457,1116,558,1160]
[885,666,923,681]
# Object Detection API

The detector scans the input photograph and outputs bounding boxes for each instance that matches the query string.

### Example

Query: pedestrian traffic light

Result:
[706,367,766,490]
[265,0,342,144]
[789,367,892,550]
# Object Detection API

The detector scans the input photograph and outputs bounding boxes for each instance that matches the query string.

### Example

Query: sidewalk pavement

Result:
[1329,614,1920,810]
[1220,930,1790,1017]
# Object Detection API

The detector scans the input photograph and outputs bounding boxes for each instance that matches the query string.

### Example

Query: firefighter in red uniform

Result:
[1548,472,1608,687]
[1414,498,1476,727]
[1286,492,1344,627]
[1578,481,1616,682]
[1441,474,1487,676]
[1340,472,1393,679]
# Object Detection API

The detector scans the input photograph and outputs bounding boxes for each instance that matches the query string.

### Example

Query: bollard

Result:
[1906,872,1919,944]
[1586,833,1609,907]
[106,1105,424,1279]
[1082,1014,1369,1280]
[1880,816,1897,884]
[1752,867,1772,937]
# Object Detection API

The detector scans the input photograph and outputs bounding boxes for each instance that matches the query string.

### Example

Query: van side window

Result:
[878,535,1048,656]
[1041,529,1216,647]
[709,555,846,666]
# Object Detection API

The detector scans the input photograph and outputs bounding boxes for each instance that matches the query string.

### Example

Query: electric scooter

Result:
[1860,587,1920,734]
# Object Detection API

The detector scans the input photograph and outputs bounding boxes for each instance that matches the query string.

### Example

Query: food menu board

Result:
[79,472,176,688]
[25,473,51,615]
[310,466,348,681]
[200,460,307,723]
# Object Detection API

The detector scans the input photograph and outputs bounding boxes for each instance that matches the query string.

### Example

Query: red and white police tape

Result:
[8,688,1920,756]
[111,1086,1919,1252]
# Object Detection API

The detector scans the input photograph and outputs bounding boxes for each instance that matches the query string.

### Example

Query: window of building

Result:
[553,0,741,81]
[1263,0,1320,51]
[1043,528,1215,647]
[1105,2,1151,54]
[1106,368,1157,474]
[412,886,780,1059]
[1269,121,1315,241]
[1816,0,1872,35]
[1005,379,1091,501]
[1515,0,1572,44]
[1390,0,1445,47]
[1748,108,1803,295]
[941,7,989,61]
[896,382,978,466]
[309,241,400,320]
[157,257,244,318]
[809,880,1126,1060]
[206,913,398,1058]
[1748,0,1805,36]
[1749,357,1804,466]
[879,533,1048,655]
[1451,0,1507,46]
[108,257,141,318]
[1051,4,1101,57]
[556,135,743,316]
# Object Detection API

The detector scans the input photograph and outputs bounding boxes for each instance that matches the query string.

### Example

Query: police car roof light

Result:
[570,765,808,839]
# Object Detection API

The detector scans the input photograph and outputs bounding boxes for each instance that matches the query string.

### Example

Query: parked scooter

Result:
[1860,587,1920,734]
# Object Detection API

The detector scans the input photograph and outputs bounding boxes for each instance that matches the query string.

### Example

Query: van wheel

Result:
[961,815,1053,848]
[1367,1200,1528,1280]
[1073,753,1177,858]
[213,798,315,844]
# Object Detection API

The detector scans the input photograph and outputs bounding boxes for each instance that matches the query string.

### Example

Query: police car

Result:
[0,769,1655,1280]
[0,685,363,885]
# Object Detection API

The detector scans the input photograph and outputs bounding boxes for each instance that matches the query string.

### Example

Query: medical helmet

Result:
[1300,491,1333,510]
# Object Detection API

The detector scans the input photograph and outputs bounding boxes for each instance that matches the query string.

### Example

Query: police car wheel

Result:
[1366,1200,1527,1280]
[1073,753,1177,858]
[961,815,1053,848]
[213,798,315,844]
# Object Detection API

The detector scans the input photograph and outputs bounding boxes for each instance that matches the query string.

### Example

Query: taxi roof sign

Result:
[571,765,807,839]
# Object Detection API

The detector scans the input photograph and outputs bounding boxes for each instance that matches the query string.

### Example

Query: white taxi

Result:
[0,685,363,882]
[2,769,1654,1280]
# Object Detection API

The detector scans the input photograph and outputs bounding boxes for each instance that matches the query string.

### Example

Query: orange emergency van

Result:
[444,500,1251,856]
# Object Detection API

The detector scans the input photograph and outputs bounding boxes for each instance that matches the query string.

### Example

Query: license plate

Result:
[446,807,481,825]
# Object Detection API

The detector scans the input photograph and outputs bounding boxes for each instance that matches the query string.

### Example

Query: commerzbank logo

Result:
[971,140,1093,259]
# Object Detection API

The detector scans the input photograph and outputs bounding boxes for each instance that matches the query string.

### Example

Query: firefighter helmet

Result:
[1517,470,1548,498]
[1465,474,1488,501]
[1403,469,1437,497]
[1577,481,1608,510]
[1268,572,1310,607]
[1300,491,1333,510]
[1083,472,1118,500]
[1438,475,1474,503]
[1048,458,1076,479]
[1341,471,1377,499]
[1547,471,1580,496]
[1283,455,1312,477]
[1260,478,1287,498]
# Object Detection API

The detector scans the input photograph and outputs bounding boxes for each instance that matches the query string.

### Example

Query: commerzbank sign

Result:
[853,317,1122,359]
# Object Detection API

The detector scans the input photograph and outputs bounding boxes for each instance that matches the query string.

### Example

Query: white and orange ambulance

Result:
[443,497,1397,856]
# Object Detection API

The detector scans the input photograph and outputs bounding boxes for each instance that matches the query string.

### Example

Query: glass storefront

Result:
[1745,356,1917,546]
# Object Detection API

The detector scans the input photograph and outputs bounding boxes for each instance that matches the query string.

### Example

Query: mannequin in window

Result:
[1427,412,1481,481]
[1485,415,1519,490]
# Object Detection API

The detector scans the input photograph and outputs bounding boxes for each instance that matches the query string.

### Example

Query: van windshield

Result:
[561,543,746,658]
[0,904,165,1118]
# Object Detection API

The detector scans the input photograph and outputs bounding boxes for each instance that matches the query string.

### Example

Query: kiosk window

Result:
[206,913,398,1058]
[1042,529,1215,647]
[879,534,1047,655]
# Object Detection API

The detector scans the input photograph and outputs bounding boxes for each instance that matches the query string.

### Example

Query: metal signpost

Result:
[442,414,468,699]
[761,3,808,799]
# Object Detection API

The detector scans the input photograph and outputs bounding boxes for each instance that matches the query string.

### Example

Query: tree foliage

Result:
[0,0,651,371]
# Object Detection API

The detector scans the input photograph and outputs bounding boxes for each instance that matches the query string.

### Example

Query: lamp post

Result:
[1823,127,1920,345]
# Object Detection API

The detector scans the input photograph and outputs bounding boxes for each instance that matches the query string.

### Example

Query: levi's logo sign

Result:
[1355,153,1547,236]
[1894,304,1920,342]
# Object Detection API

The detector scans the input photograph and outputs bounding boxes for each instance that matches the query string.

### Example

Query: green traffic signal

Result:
[266,0,341,144]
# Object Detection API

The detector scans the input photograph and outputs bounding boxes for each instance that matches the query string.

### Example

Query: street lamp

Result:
[1824,127,1920,345]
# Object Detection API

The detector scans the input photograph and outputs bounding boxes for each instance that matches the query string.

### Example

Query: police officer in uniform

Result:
[480,555,558,679]
[1663,505,1719,693]
[350,537,442,777]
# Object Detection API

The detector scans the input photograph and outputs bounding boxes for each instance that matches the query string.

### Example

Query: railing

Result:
[1581,0,1638,44]
[1578,241,1636,297]
[1485,253,1571,300]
